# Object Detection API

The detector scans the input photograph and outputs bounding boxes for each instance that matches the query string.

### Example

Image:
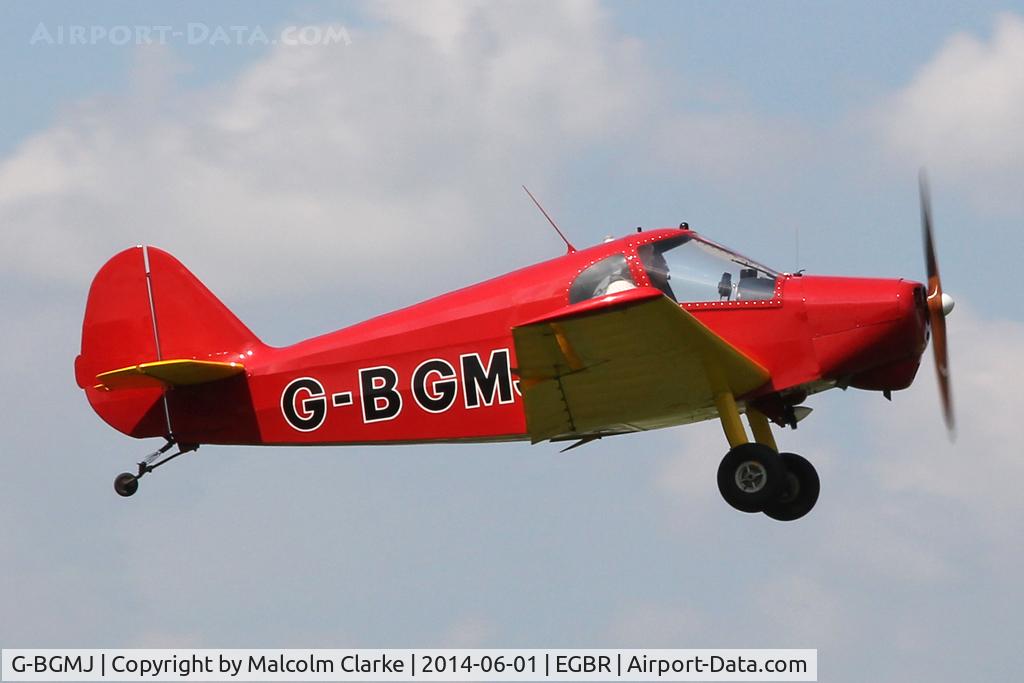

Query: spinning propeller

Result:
[919,171,956,437]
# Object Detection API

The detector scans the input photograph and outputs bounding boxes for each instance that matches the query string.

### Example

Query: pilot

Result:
[638,244,676,300]
[592,264,637,297]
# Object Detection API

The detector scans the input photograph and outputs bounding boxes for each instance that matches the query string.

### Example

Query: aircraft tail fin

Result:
[75,246,263,439]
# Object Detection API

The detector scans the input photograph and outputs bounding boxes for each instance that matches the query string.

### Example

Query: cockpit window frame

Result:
[628,231,785,310]
[567,252,639,305]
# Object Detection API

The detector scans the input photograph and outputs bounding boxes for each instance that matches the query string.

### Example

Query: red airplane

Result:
[75,178,954,521]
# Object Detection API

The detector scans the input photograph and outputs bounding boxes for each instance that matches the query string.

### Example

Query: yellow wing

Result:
[94,359,245,391]
[512,288,769,442]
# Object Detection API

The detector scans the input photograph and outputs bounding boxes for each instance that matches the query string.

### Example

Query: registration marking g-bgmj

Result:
[280,348,518,432]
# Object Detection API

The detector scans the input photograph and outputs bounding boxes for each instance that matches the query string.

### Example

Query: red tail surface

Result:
[75,246,264,441]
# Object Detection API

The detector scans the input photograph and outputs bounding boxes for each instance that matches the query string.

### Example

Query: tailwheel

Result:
[717,443,787,513]
[763,452,820,521]
[114,472,139,497]
[111,438,199,497]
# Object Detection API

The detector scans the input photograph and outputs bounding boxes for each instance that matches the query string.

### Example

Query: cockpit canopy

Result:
[568,233,779,305]
[639,235,779,303]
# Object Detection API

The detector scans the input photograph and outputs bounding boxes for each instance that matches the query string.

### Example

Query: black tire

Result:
[717,443,786,513]
[114,472,139,497]
[763,452,819,521]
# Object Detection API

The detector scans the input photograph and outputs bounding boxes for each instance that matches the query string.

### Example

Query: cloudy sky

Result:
[2,1,1023,680]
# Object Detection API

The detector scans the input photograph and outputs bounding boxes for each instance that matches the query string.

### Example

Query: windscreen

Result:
[638,235,778,303]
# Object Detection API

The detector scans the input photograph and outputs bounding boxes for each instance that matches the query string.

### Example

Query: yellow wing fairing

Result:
[94,359,245,391]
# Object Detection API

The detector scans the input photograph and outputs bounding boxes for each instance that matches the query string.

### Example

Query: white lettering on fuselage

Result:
[280,348,521,432]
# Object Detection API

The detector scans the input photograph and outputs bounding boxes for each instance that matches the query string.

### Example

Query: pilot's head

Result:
[639,244,670,285]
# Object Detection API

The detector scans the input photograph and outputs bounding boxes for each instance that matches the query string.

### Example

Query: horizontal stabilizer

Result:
[95,359,245,391]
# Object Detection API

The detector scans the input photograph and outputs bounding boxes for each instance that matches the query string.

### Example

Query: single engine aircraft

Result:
[75,177,954,520]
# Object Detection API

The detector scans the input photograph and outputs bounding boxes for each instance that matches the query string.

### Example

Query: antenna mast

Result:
[522,185,575,253]
[795,225,800,272]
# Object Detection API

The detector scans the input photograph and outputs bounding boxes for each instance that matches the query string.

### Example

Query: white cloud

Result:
[0,0,813,309]
[875,13,1024,213]
[864,304,1024,570]
[0,2,650,300]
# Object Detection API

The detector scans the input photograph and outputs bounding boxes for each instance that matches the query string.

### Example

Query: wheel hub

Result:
[734,460,768,493]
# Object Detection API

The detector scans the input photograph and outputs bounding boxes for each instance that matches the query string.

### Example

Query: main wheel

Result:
[717,443,786,513]
[114,472,139,497]
[763,452,819,521]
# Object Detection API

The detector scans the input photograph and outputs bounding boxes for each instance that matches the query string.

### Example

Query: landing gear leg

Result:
[747,408,820,521]
[746,408,778,451]
[113,438,198,497]
[713,390,786,513]
[712,386,749,449]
